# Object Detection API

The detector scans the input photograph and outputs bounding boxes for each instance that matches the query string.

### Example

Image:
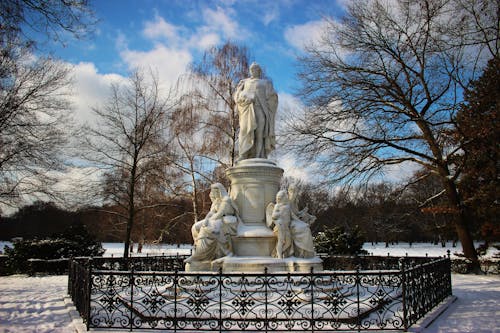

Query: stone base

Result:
[232,235,276,256]
[221,256,324,273]
[184,260,212,272]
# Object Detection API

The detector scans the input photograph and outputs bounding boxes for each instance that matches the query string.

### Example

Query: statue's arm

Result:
[211,197,234,220]
[266,81,278,111]
[234,80,246,101]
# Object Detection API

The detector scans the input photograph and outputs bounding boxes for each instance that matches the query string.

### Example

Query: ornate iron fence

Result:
[68,255,452,331]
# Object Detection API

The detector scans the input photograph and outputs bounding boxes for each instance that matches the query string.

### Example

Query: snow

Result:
[422,274,500,333]
[99,242,192,257]
[0,242,498,332]
[0,275,75,333]
[363,241,498,259]
[2,240,496,258]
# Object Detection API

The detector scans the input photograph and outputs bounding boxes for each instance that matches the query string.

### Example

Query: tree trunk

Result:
[442,177,481,273]
[189,158,199,223]
[124,160,137,259]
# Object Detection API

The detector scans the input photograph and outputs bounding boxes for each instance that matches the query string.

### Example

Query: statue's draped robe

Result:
[189,196,238,261]
[235,77,277,159]
[270,202,293,258]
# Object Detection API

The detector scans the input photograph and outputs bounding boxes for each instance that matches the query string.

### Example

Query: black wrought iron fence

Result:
[68,255,452,332]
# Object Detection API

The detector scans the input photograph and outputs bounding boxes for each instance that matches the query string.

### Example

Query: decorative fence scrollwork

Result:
[68,255,452,331]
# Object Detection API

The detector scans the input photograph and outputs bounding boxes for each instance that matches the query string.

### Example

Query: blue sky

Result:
[51,0,346,95]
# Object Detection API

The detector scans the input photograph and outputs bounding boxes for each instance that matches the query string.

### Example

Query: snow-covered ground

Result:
[100,242,192,257]
[0,275,75,333]
[363,241,499,259]
[2,240,497,258]
[0,273,498,333]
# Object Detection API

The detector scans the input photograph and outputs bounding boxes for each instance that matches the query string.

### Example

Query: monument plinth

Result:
[226,158,282,257]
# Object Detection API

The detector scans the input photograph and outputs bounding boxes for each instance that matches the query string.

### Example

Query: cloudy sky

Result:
[52,0,348,180]
[40,0,347,125]
[50,0,417,185]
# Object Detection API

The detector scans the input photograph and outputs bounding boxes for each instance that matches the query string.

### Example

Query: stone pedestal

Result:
[226,158,283,257]
[221,256,324,273]
[185,158,323,273]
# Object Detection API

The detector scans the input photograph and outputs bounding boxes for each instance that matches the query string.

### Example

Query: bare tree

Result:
[185,41,251,167]
[165,42,250,225]
[0,0,96,48]
[0,0,95,210]
[287,0,499,271]
[166,95,216,223]
[82,70,176,258]
[0,48,72,208]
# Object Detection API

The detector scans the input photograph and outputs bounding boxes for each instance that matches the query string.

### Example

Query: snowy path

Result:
[423,274,500,333]
[0,275,76,333]
[0,274,498,332]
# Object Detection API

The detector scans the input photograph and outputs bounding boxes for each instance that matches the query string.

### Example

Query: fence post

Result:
[264,267,268,332]
[219,267,223,333]
[174,269,178,333]
[401,258,408,330]
[129,265,134,331]
[310,266,314,333]
[446,251,452,296]
[86,258,92,331]
[356,265,361,332]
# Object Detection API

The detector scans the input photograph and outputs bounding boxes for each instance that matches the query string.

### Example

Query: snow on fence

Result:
[68,255,452,331]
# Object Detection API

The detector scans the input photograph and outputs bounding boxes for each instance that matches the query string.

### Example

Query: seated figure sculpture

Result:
[186,183,239,263]
[266,190,293,259]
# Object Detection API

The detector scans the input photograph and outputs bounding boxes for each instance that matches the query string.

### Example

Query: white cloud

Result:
[284,19,328,51]
[120,44,192,90]
[193,32,220,50]
[381,161,420,183]
[277,153,316,183]
[262,10,278,26]
[119,6,246,90]
[143,15,180,42]
[202,7,239,39]
[273,92,322,183]
[70,62,126,125]
[139,6,246,53]
[50,166,105,208]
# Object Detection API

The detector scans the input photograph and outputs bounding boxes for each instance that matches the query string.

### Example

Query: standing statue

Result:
[234,62,278,161]
[266,190,293,259]
[186,183,239,263]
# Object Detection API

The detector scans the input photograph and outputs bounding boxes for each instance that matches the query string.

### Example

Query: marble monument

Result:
[185,62,322,273]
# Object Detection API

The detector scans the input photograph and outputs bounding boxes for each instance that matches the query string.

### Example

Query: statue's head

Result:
[276,190,289,204]
[249,62,262,78]
[210,183,228,199]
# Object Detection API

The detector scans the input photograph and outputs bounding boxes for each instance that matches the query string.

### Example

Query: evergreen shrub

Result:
[314,225,368,255]
[4,223,104,274]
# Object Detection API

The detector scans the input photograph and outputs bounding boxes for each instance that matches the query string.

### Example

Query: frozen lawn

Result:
[0,274,498,332]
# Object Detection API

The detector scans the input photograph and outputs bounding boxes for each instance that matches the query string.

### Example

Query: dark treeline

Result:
[2,174,490,246]
[286,174,490,246]
[0,196,201,245]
